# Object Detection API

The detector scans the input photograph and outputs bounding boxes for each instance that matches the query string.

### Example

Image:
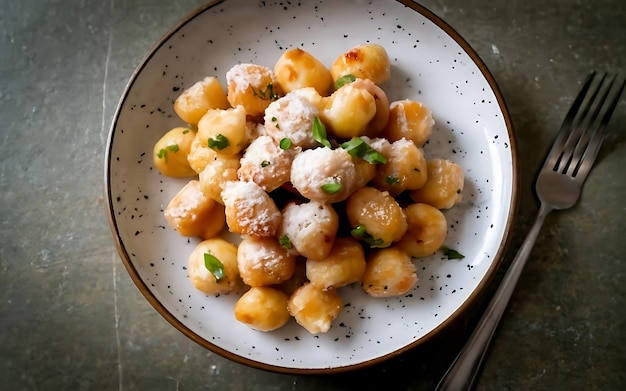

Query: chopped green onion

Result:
[182,128,191,134]
[340,137,387,164]
[208,134,230,150]
[312,117,332,148]
[350,224,386,248]
[203,253,226,281]
[335,74,356,89]
[442,247,465,260]
[278,235,293,250]
[321,181,341,194]
[385,176,401,185]
[279,137,292,150]
[252,82,279,100]
[156,144,180,162]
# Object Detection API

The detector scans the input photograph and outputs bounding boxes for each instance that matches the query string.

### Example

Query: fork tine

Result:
[573,73,626,178]
[544,71,597,171]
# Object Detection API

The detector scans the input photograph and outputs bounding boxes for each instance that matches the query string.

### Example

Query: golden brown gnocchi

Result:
[362,247,418,297]
[156,43,467,334]
[237,236,296,287]
[234,286,291,331]
[410,158,464,209]
[273,48,333,96]
[288,282,343,334]
[330,43,391,85]
[174,76,230,126]
[188,238,244,295]
[163,179,225,239]
[153,126,197,178]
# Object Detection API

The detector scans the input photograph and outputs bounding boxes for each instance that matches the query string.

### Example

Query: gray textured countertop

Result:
[1,0,625,390]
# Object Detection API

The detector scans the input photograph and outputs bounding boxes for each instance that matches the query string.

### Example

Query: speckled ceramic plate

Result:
[105,0,517,373]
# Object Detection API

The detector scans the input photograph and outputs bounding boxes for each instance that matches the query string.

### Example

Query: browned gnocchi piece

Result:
[164,180,226,239]
[174,76,230,126]
[197,105,247,157]
[372,138,428,196]
[278,201,339,261]
[153,126,197,178]
[290,147,357,203]
[226,63,282,117]
[383,99,434,147]
[351,78,390,137]
[237,236,296,286]
[319,82,376,139]
[362,247,418,297]
[288,282,343,334]
[346,186,407,248]
[234,286,291,332]
[410,158,464,209]
[187,133,218,174]
[396,203,447,258]
[188,238,244,295]
[237,135,296,192]
[198,155,240,204]
[273,48,333,96]
[221,180,281,238]
[306,237,366,290]
[330,43,391,85]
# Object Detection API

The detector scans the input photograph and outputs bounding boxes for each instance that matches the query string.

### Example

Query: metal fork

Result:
[436,71,625,391]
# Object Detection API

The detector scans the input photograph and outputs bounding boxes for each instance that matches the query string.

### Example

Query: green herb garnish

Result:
[312,117,332,148]
[279,235,293,250]
[442,247,465,260]
[203,253,226,281]
[252,82,279,100]
[279,137,292,150]
[156,144,180,162]
[208,134,230,151]
[321,181,341,194]
[385,176,401,185]
[350,224,386,248]
[340,137,387,164]
[260,160,271,167]
[182,128,191,134]
[335,74,356,89]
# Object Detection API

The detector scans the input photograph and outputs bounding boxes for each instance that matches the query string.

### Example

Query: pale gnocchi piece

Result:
[396,203,448,258]
[306,237,366,290]
[237,135,296,192]
[153,126,197,178]
[372,138,428,196]
[188,237,244,295]
[221,180,281,238]
[263,91,319,149]
[319,82,376,139]
[410,158,464,209]
[174,76,230,126]
[383,99,434,147]
[226,63,281,117]
[346,186,408,248]
[362,247,418,297]
[351,78,390,137]
[234,286,291,332]
[330,43,391,85]
[277,200,339,261]
[187,133,218,174]
[273,48,333,96]
[288,282,343,334]
[198,155,240,204]
[164,180,226,239]
[237,236,296,287]
[352,155,377,190]
[290,147,357,203]
[197,105,247,157]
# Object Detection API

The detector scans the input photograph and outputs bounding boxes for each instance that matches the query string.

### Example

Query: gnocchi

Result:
[155,43,466,334]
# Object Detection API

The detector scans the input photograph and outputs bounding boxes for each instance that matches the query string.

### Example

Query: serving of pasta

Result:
[152,43,465,334]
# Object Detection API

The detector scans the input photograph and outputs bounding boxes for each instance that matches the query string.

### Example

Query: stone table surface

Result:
[1,0,625,390]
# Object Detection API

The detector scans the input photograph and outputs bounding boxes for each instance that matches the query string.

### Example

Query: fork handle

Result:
[436,203,553,390]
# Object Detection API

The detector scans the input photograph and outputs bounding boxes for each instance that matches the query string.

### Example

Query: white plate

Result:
[105,0,518,373]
